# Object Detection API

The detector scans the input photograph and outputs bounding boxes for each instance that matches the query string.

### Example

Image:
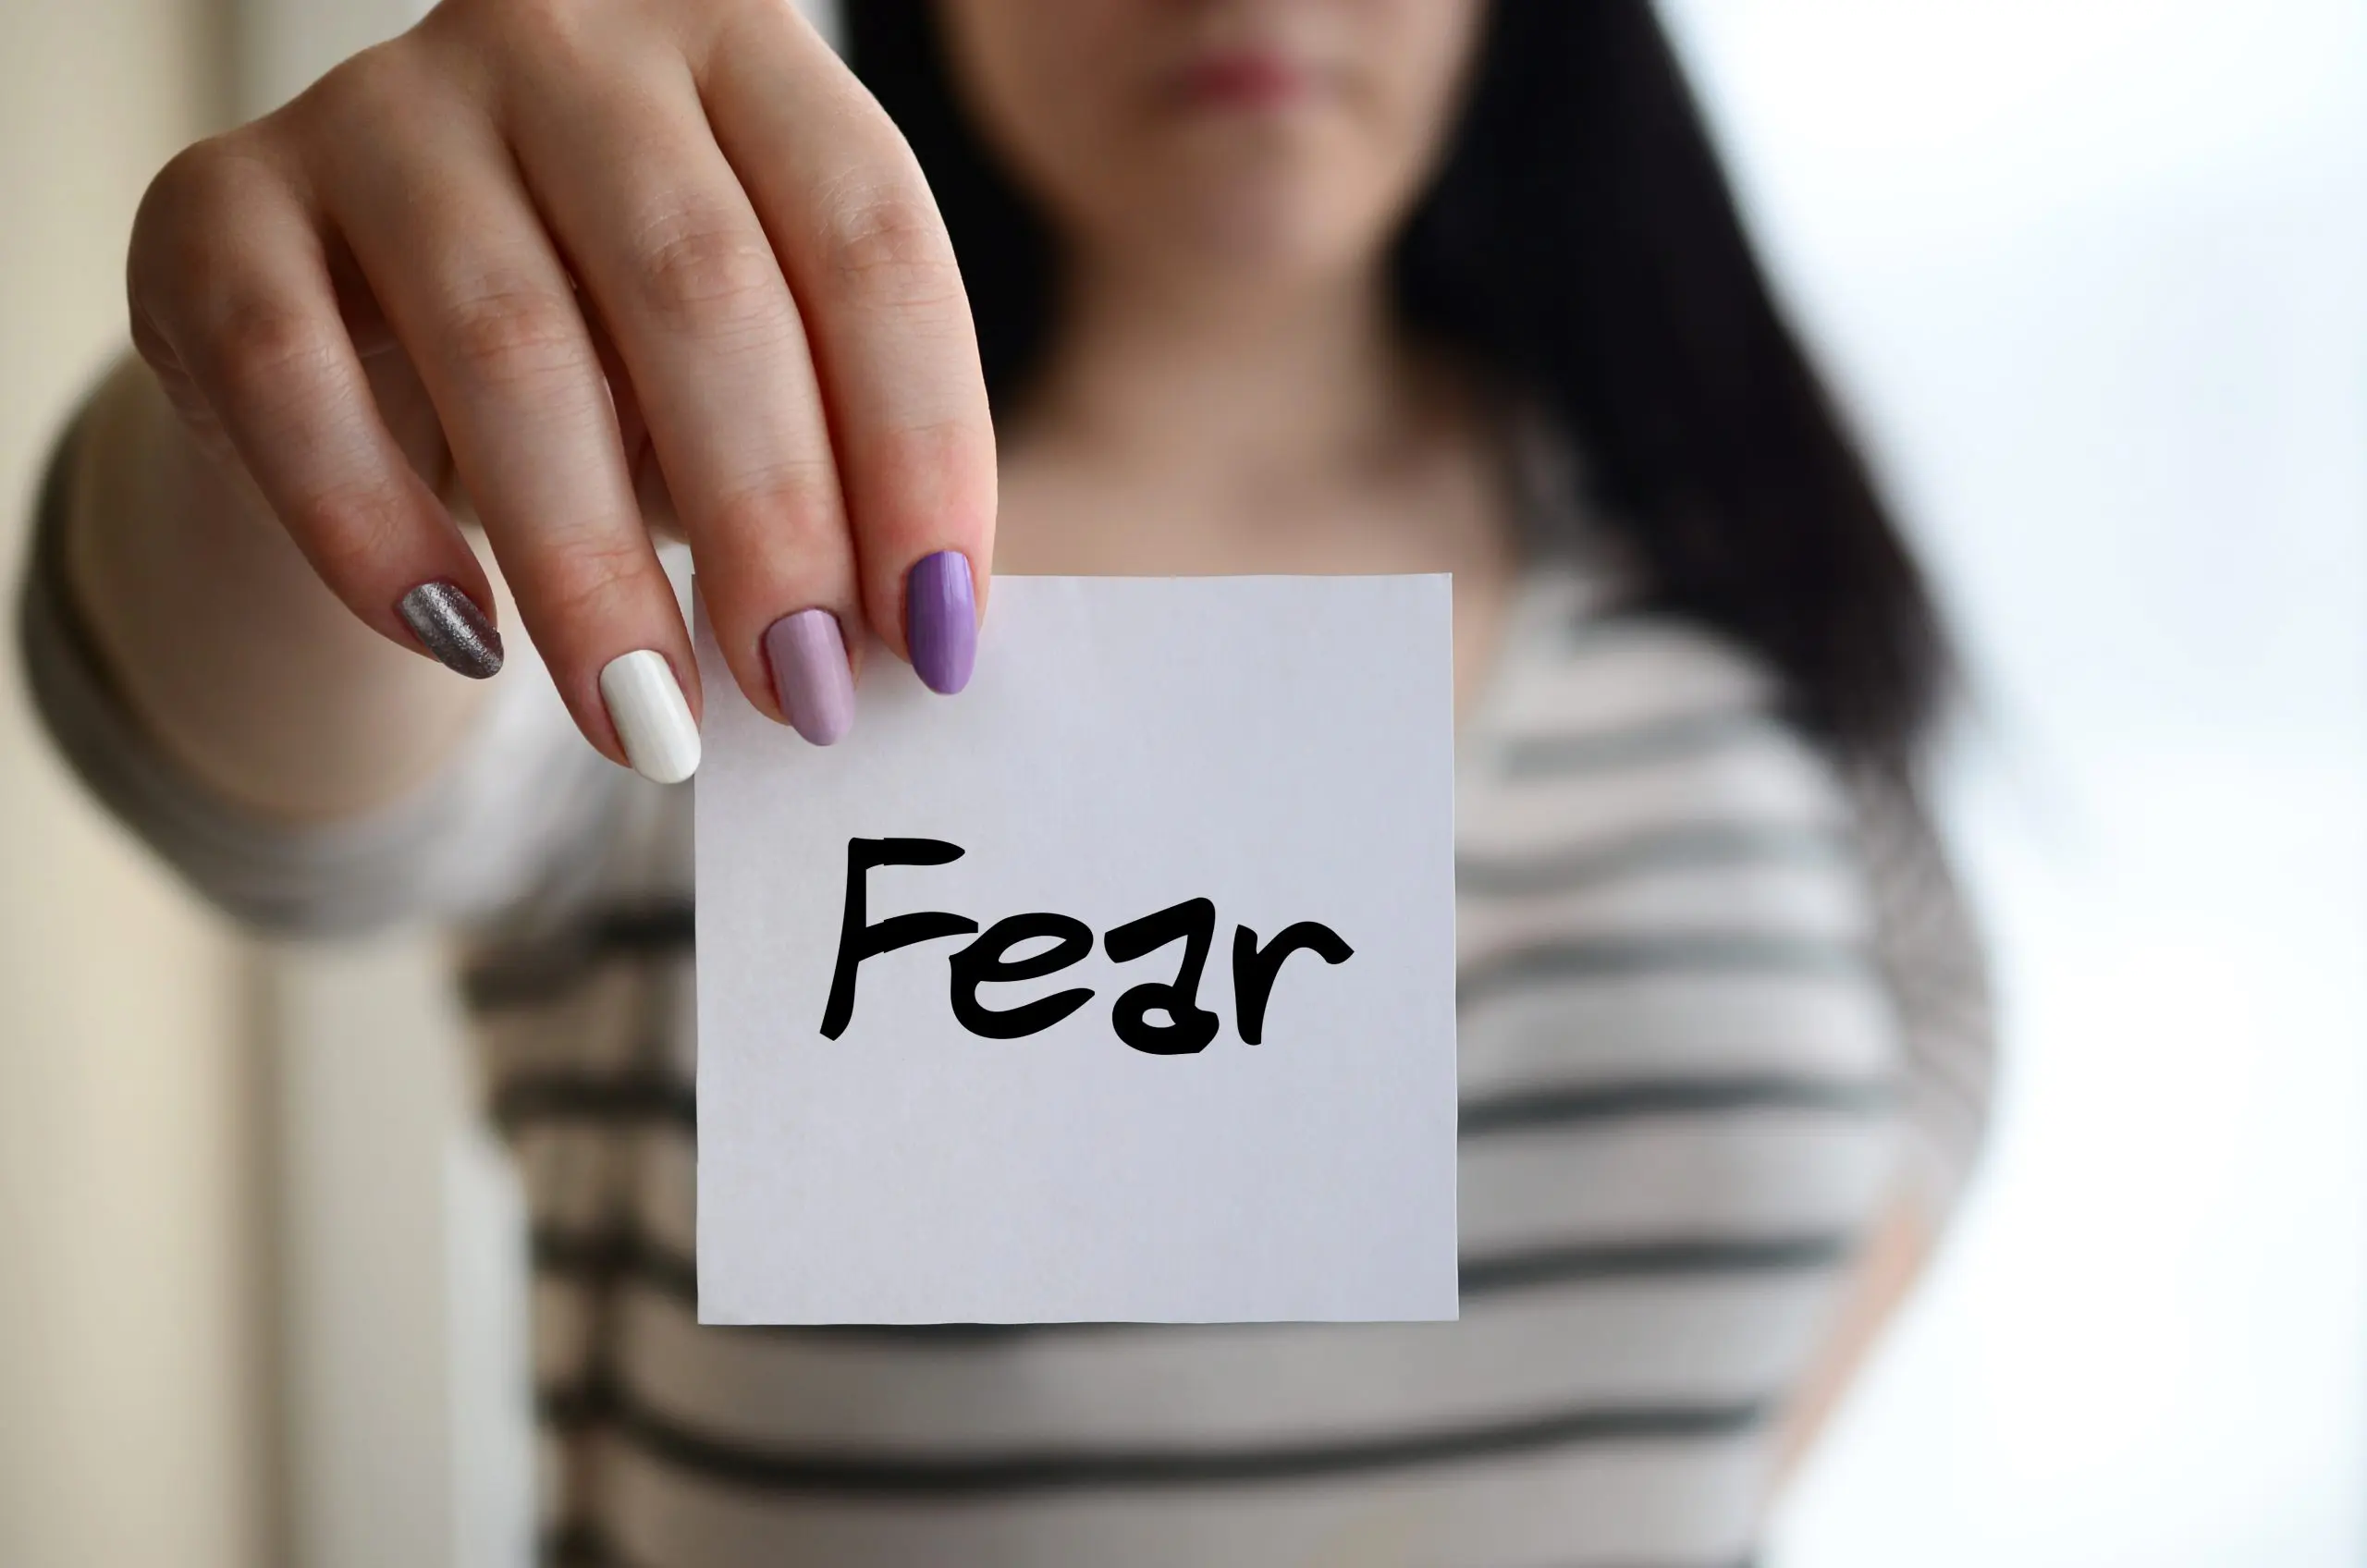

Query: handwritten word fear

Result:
[819,838,1354,1053]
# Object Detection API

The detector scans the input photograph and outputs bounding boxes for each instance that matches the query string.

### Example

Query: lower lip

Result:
[1176,54,1313,112]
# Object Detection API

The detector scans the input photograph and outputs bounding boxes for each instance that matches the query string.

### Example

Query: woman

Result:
[20,0,1992,1562]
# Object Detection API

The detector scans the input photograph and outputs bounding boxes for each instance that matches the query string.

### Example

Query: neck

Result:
[1017,254,1437,480]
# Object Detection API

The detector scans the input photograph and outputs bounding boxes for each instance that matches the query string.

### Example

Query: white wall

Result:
[1649,3,2367,1562]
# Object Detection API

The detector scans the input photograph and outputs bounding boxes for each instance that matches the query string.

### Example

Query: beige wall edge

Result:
[0,2,265,1566]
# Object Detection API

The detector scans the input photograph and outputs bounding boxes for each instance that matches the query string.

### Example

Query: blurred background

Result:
[1,2,2361,1565]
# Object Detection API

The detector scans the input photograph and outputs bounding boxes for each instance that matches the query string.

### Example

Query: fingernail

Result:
[398,581,503,680]
[599,650,701,784]
[904,549,976,695]
[762,608,855,746]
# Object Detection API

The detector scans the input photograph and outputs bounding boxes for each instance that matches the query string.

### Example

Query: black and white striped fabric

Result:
[22,424,1993,1568]
[446,576,1989,1568]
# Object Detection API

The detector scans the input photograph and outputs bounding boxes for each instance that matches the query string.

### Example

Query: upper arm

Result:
[1766,772,1997,1488]
[1849,769,1998,1223]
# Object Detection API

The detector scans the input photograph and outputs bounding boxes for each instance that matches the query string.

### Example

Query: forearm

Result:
[58,353,494,823]
[1769,1187,1935,1491]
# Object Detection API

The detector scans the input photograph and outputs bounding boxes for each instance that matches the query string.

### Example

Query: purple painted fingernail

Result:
[762,608,856,746]
[904,550,976,695]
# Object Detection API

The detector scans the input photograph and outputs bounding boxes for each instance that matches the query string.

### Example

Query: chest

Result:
[991,444,1518,717]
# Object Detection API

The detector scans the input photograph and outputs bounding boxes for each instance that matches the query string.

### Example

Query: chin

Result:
[1137,157,1387,282]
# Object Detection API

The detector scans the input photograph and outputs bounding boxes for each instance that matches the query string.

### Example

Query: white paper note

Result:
[693,575,1458,1325]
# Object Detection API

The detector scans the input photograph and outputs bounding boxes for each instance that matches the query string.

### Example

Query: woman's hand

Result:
[126,0,994,778]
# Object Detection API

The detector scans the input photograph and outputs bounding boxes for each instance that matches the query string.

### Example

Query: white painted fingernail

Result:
[599,650,701,784]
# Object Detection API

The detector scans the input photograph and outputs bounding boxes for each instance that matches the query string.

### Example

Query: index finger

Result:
[696,8,996,693]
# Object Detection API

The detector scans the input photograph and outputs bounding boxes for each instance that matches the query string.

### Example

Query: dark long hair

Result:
[847,0,1953,775]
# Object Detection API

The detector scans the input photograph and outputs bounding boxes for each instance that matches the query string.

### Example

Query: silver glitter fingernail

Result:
[398,580,504,680]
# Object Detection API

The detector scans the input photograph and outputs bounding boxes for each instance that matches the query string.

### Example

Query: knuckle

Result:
[874,416,994,501]
[438,284,584,389]
[704,0,802,58]
[206,296,339,406]
[136,140,227,236]
[306,42,411,128]
[537,534,657,628]
[434,0,588,63]
[287,482,412,579]
[818,189,956,312]
[630,217,789,340]
[838,417,993,547]
[490,0,591,53]
[819,187,963,311]
[302,39,489,164]
[705,461,844,549]
[131,138,251,284]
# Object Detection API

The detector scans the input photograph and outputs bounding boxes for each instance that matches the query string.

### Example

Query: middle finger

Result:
[501,17,859,741]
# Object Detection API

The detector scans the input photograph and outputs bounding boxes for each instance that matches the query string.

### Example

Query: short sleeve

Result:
[1849,768,1999,1220]
[16,410,630,939]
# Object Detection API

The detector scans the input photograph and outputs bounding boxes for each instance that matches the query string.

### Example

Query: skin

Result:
[77,0,1504,815]
[67,0,1921,1492]
[945,0,1516,704]
[90,0,999,810]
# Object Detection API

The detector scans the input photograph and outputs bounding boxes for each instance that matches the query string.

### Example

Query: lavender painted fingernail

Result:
[904,550,976,695]
[763,608,855,746]
[398,580,503,680]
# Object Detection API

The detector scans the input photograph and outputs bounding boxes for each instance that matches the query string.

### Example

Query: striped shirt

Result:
[21,425,1993,1568]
